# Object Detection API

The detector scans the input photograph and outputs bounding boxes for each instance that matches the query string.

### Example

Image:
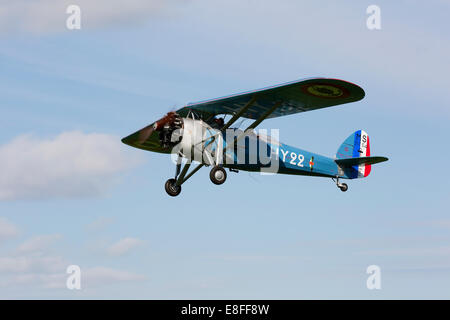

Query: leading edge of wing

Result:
[177,77,365,120]
[185,77,321,107]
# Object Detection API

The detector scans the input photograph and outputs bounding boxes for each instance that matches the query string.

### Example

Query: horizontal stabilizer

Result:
[335,156,389,167]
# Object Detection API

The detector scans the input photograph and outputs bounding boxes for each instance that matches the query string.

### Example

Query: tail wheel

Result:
[339,183,348,192]
[210,166,227,185]
[165,178,181,197]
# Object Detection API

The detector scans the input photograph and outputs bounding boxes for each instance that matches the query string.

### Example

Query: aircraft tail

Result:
[335,130,388,179]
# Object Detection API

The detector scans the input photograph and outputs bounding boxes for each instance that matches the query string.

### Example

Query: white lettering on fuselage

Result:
[280,148,304,167]
[280,149,289,162]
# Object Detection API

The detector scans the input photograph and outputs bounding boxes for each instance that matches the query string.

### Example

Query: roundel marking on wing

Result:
[301,83,350,99]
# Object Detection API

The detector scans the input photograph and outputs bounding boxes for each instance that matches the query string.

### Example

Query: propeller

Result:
[138,124,156,144]
[137,112,178,144]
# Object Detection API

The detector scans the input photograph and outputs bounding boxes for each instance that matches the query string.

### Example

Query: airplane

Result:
[122,77,388,197]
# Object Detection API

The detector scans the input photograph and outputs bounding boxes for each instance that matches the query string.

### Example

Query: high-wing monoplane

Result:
[122,78,388,196]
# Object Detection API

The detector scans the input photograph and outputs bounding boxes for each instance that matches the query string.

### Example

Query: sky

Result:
[0,0,449,299]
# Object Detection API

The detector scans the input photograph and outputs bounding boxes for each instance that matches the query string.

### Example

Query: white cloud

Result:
[0,231,146,289]
[0,233,66,275]
[0,220,147,291]
[0,131,142,201]
[4,272,67,289]
[2,266,147,289]
[0,254,66,274]
[0,217,19,241]
[0,256,31,273]
[17,234,62,254]
[83,266,147,286]
[0,0,184,34]
[106,237,144,256]
[85,217,115,233]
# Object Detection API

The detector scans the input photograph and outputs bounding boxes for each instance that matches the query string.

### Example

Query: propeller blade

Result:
[137,112,178,144]
[138,125,155,144]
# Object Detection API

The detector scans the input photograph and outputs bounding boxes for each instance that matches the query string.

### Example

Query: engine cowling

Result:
[142,112,223,165]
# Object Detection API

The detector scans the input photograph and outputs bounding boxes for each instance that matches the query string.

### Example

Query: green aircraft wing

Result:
[176,77,365,120]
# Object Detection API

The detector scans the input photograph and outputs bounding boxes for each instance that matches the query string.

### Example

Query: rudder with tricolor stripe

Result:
[336,130,371,178]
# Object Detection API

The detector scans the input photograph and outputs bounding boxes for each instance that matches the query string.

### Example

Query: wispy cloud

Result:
[106,238,144,256]
[0,254,66,274]
[0,131,142,201]
[0,0,185,35]
[175,1,450,116]
[83,266,147,286]
[1,265,147,289]
[0,217,20,241]
[0,229,147,290]
[3,272,67,289]
[17,234,62,254]
[85,217,115,233]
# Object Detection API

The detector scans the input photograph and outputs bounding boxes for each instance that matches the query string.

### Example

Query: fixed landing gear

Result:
[164,155,206,197]
[333,177,348,192]
[338,183,348,192]
[164,155,189,197]
[164,156,228,196]
[165,178,181,197]
[210,166,227,185]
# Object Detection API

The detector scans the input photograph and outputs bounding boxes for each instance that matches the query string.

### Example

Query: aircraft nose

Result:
[121,132,137,146]
[121,123,155,146]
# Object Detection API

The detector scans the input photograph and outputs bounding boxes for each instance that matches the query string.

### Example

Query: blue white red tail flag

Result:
[336,130,371,178]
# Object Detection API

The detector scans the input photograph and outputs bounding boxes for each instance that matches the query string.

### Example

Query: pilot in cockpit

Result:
[211,116,224,129]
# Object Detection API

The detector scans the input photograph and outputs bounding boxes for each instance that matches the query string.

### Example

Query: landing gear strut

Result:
[164,154,188,197]
[210,166,227,185]
[333,177,348,192]
[164,154,205,197]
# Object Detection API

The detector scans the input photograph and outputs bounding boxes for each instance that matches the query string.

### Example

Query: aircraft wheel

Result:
[210,166,227,185]
[165,178,181,197]
[339,183,348,192]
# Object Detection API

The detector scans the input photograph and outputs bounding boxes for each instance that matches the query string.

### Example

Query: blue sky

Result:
[0,0,449,299]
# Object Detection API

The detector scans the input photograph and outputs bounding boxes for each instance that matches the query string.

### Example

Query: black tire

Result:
[339,183,348,192]
[165,178,181,196]
[210,166,227,185]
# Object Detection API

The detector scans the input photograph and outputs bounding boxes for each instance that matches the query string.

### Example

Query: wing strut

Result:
[244,100,281,131]
[220,97,256,131]
[224,100,282,152]
[202,96,256,150]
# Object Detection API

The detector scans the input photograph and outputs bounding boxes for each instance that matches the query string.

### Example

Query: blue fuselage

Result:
[220,129,342,179]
